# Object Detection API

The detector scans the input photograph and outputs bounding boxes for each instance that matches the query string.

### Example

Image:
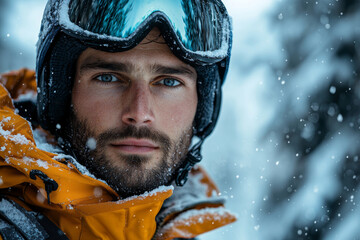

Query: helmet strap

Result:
[175,137,204,186]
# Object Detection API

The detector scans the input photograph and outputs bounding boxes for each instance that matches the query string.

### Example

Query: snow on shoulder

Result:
[158,206,237,239]
[174,207,237,223]
[0,116,30,145]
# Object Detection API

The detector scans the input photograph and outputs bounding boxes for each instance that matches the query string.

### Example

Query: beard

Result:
[61,110,193,198]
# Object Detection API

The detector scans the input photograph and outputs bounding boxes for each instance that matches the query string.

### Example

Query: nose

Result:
[121,83,155,126]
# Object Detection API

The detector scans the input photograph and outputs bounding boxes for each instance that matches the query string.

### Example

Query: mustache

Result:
[96,125,171,149]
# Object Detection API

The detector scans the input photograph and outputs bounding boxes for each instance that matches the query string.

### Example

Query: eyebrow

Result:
[79,60,130,74]
[150,64,196,78]
[79,58,196,79]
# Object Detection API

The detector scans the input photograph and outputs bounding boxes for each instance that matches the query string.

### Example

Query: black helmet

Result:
[36,0,232,185]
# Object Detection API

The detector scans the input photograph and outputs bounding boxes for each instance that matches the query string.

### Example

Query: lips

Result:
[109,138,159,154]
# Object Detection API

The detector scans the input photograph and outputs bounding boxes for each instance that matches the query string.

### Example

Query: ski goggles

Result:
[58,0,232,65]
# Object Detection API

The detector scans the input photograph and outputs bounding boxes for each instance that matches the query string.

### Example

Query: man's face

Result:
[69,28,198,198]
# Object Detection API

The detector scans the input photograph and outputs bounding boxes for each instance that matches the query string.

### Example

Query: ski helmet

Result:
[36,0,232,185]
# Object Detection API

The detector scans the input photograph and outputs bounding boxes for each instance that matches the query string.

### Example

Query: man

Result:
[0,0,236,239]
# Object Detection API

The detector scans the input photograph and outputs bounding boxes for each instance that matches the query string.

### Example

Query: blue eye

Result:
[158,78,181,87]
[96,74,118,82]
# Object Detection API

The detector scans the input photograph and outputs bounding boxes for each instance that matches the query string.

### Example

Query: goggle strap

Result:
[175,138,204,186]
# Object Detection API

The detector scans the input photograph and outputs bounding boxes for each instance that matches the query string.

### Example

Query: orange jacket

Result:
[0,69,236,240]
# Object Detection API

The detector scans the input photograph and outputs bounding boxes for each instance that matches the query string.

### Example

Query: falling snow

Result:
[1,0,360,239]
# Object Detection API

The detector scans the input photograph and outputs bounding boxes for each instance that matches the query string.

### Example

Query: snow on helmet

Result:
[36,0,232,185]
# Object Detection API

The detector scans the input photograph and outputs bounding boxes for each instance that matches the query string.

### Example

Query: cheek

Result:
[72,84,120,132]
[157,91,198,133]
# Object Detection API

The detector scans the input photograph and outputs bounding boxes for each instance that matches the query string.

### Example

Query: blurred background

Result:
[1,0,360,239]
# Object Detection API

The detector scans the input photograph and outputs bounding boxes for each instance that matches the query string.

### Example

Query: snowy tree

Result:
[260,0,360,239]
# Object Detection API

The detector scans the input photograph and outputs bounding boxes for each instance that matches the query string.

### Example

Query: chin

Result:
[91,153,174,198]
